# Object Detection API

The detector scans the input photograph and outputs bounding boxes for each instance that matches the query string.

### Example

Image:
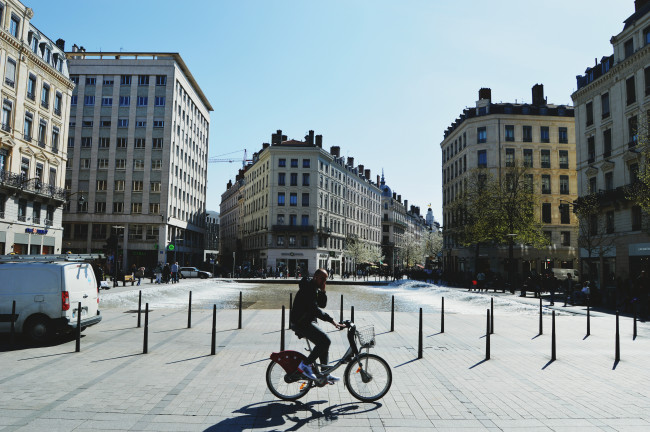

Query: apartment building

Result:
[571,0,650,281]
[63,50,212,270]
[220,130,382,276]
[0,0,73,255]
[442,85,578,278]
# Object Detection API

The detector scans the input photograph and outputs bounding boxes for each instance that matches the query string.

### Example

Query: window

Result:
[586,102,593,126]
[278,173,285,185]
[303,159,310,168]
[117,138,127,148]
[84,96,95,106]
[541,150,550,168]
[81,137,92,147]
[603,129,612,157]
[589,177,597,193]
[113,202,124,213]
[132,180,144,191]
[542,203,552,223]
[133,160,145,170]
[118,118,128,128]
[606,211,614,233]
[137,96,148,106]
[152,160,162,170]
[477,127,487,143]
[631,163,640,183]
[625,38,634,58]
[559,150,569,169]
[505,148,515,167]
[505,125,514,141]
[301,215,309,225]
[154,96,165,106]
[277,214,285,225]
[539,126,549,143]
[290,193,297,206]
[86,77,96,86]
[561,231,571,247]
[289,214,297,226]
[136,120,146,128]
[54,92,62,115]
[26,74,36,100]
[290,159,298,168]
[100,119,111,127]
[115,159,126,169]
[70,95,77,105]
[153,120,164,128]
[4,58,15,87]
[94,202,106,214]
[521,149,533,168]
[523,125,532,142]
[82,120,93,128]
[9,15,19,38]
[560,204,571,224]
[279,158,286,167]
[277,236,284,246]
[524,174,533,192]
[134,138,145,148]
[290,173,298,186]
[120,75,132,85]
[37,120,47,146]
[605,171,613,190]
[70,75,79,85]
[601,92,610,117]
[131,203,142,214]
[101,97,112,106]
[477,150,487,168]
[278,192,285,206]
[23,112,32,140]
[156,75,167,86]
[302,173,310,186]
[51,127,59,152]
[80,158,90,169]
[541,175,551,194]
[588,136,595,163]
[103,77,114,86]
[626,76,636,105]
[632,206,642,231]
[301,236,309,247]
[96,180,107,191]
[67,137,74,148]
[97,159,109,169]
[152,138,163,149]
[138,75,149,86]
[119,96,130,106]
[41,84,49,108]
[302,193,309,206]
[628,115,638,147]
[560,175,569,194]
[150,182,161,192]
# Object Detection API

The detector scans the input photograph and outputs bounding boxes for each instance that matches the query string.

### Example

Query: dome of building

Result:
[380,171,392,197]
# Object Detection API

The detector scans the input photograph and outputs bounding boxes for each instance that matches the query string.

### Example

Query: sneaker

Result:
[326,374,340,383]
[297,361,317,380]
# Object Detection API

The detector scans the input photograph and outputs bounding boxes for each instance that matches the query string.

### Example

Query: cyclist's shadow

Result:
[203,399,381,431]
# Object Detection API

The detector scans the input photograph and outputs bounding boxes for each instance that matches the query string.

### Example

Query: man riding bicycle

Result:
[290,268,344,382]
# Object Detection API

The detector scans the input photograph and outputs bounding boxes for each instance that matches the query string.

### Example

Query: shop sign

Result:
[25,228,48,235]
[629,243,650,256]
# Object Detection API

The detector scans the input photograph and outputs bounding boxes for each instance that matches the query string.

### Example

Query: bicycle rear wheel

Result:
[266,361,312,401]
[344,353,392,402]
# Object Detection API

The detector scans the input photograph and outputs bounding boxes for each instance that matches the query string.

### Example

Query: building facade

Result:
[571,0,650,283]
[0,0,73,255]
[63,50,212,271]
[220,130,382,276]
[442,85,578,280]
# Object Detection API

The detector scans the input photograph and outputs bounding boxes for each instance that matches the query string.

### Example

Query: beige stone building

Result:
[0,0,73,255]
[571,0,650,284]
[63,50,212,270]
[219,130,382,276]
[441,85,578,280]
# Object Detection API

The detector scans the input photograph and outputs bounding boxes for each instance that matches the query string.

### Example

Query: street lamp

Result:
[506,233,517,293]
[111,225,124,287]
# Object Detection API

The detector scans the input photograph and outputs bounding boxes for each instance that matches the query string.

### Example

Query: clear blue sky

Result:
[28,0,632,225]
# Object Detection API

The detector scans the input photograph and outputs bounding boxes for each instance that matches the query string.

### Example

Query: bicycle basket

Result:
[355,325,375,348]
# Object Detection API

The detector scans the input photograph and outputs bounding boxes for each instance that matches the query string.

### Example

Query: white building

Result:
[63,50,212,270]
[0,0,73,255]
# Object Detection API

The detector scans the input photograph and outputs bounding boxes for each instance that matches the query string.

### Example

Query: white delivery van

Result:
[0,260,102,342]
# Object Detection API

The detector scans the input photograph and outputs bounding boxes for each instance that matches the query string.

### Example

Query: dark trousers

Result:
[298,322,331,367]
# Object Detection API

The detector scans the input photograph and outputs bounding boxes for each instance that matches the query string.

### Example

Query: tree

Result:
[423,230,443,264]
[402,235,424,267]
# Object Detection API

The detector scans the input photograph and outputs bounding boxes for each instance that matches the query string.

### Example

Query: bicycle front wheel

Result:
[344,353,392,402]
[266,361,312,401]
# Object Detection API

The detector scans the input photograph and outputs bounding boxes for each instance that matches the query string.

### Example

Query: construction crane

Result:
[208,149,251,168]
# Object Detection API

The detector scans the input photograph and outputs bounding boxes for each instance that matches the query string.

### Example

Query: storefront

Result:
[629,243,650,278]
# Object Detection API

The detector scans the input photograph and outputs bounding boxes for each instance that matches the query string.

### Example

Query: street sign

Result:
[168,244,175,251]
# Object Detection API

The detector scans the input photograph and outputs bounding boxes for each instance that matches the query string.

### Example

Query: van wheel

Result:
[24,316,52,343]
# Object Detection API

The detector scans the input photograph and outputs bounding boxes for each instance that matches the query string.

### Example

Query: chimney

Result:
[72,44,79,52]
[364,169,370,179]
[393,192,397,199]
[330,146,340,157]
[347,157,354,167]
[532,84,545,106]
[404,199,408,210]
[272,130,282,145]
[282,134,287,141]
[307,130,315,145]
[315,135,322,148]
[227,180,232,189]
[55,39,65,50]
[262,143,270,149]
[358,165,364,176]
[397,194,401,203]
[478,88,491,101]
[636,0,650,11]
[376,175,380,186]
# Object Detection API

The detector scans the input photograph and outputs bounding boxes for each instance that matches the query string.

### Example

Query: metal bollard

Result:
[615,311,620,362]
[441,297,445,333]
[211,304,216,355]
[238,291,242,330]
[137,290,142,328]
[143,303,149,354]
[418,308,423,359]
[586,300,590,337]
[490,297,494,335]
[351,306,355,323]
[539,298,543,335]
[486,309,490,360]
[390,295,395,332]
[10,300,16,346]
[634,309,638,340]
[188,291,192,329]
[551,310,556,361]
[281,305,285,351]
[75,302,81,353]
[340,294,343,323]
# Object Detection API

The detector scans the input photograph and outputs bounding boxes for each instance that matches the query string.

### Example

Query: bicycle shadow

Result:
[204,400,381,431]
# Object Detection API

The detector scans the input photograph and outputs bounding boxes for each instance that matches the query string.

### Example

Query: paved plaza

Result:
[1,287,650,431]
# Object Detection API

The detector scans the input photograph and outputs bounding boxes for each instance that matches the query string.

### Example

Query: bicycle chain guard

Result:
[270,350,308,374]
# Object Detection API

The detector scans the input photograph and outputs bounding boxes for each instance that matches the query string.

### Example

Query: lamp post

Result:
[506,233,517,293]
[111,225,124,287]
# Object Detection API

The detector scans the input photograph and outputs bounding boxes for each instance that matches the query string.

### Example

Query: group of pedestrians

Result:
[151,262,180,284]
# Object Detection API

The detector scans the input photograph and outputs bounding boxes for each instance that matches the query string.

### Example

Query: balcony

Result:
[5,78,14,88]
[274,224,315,233]
[0,170,67,202]
[317,227,332,237]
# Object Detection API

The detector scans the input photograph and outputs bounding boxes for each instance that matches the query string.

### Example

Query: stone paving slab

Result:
[1,302,650,431]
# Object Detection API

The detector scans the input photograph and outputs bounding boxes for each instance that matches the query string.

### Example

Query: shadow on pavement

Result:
[204,400,381,431]
[0,331,79,353]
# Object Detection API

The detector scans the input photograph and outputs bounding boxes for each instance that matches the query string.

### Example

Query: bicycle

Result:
[266,320,392,402]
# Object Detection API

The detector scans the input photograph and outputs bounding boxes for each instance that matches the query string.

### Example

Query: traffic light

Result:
[103,235,118,252]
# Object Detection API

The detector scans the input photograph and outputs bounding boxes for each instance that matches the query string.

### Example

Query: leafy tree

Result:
[574,191,615,284]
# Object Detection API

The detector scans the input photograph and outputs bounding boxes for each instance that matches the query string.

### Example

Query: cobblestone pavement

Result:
[1,295,650,431]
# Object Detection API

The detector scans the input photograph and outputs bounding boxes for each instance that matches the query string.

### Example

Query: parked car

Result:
[0,260,102,342]
[179,267,212,279]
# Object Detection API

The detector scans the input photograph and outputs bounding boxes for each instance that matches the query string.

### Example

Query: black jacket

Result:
[290,277,332,329]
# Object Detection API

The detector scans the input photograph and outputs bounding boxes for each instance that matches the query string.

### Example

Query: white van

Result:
[0,260,102,342]
[551,268,579,281]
